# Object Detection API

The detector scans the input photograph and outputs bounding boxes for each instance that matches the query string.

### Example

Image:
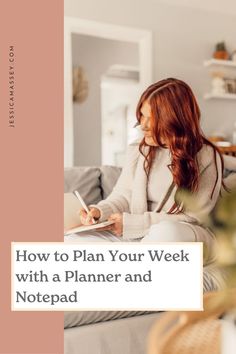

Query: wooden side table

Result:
[218,146,236,157]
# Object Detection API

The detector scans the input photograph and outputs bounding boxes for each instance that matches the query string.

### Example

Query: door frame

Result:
[64,16,153,167]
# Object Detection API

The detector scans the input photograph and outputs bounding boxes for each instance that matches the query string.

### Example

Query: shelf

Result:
[204,59,236,100]
[204,59,236,68]
[204,93,236,100]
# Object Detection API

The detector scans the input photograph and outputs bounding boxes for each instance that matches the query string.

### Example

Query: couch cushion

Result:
[64,167,102,205]
[223,174,236,194]
[223,154,236,173]
[64,310,153,329]
[222,154,236,194]
[100,166,121,199]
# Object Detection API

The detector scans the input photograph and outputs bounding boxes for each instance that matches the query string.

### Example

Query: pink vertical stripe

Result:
[0,1,64,353]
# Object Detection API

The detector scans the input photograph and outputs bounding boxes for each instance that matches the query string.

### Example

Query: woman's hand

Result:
[78,207,101,225]
[108,213,123,236]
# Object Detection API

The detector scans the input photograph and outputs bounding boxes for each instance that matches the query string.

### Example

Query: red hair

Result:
[136,78,225,213]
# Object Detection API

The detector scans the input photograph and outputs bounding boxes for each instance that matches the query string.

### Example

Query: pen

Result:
[74,190,96,224]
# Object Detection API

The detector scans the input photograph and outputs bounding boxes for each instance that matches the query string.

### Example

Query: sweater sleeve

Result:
[90,143,139,221]
[123,147,222,240]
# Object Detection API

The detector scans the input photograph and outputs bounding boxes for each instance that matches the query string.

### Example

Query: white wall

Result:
[72,33,138,165]
[65,0,236,141]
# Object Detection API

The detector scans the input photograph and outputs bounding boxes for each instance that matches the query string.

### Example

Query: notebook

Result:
[64,192,114,235]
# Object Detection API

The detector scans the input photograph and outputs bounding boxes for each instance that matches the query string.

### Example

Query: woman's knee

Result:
[143,221,195,242]
[148,221,181,242]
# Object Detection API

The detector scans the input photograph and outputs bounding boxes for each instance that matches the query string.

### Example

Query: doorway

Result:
[64,17,152,167]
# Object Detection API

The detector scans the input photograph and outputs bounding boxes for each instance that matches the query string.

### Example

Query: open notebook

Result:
[64,192,114,236]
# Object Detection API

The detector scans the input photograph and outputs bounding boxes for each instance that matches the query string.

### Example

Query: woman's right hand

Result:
[78,207,101,225]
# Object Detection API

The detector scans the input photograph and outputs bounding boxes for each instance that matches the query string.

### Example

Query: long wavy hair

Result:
[136,78,225,213]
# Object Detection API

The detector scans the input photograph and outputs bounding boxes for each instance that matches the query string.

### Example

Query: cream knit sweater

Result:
[95,141,222,240]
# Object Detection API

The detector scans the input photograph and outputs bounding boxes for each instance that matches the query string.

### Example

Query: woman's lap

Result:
[142,221,196,242]
[65,220,214,246]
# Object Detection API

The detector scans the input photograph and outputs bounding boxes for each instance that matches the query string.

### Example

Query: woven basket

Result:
[148,289,236,354]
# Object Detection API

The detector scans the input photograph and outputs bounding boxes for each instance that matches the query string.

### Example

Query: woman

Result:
[78,78,224,271]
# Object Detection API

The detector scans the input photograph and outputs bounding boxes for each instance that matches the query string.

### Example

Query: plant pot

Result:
[213,51,229,60]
